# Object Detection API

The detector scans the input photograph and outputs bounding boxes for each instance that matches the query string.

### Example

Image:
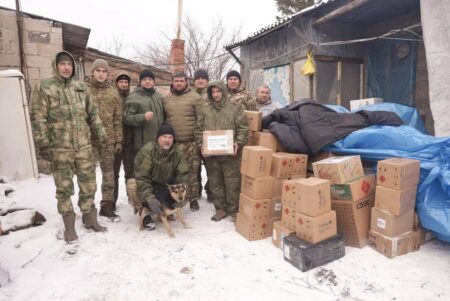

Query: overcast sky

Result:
[1,0,279,59]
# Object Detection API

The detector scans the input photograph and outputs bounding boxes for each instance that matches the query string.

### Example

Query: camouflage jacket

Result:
[123,87,164,152]
[134,141,188,202]
[114,71,133,145]
[195,87,208,106]
[228,87,257,111]
[164,86,203,143]
[195,81,249,149]
[30,51,106,151]
[86,77,123,145]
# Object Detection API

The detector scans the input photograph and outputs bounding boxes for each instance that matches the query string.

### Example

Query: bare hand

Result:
[201,146,208,158]
[145,111,154,121]
[165,91,173,97]
[232,143,238,156]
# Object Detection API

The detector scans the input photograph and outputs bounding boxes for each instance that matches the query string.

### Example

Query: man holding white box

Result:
[195,81,249,221]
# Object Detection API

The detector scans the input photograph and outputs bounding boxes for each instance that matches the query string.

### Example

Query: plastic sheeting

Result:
[323,104,450,241]
[420,0,450,137]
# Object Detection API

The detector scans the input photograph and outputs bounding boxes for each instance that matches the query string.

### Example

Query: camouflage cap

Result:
[92,59,109,72]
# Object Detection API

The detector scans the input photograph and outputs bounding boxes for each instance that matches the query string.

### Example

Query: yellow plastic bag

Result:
[300,51,316,76]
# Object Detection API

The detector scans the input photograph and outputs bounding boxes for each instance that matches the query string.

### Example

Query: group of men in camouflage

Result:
[30,50,279,244]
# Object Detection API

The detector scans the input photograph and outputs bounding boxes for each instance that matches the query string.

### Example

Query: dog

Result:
[139,183,191,237]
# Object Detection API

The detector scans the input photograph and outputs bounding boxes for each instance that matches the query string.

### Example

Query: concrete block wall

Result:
[0,9,63,88]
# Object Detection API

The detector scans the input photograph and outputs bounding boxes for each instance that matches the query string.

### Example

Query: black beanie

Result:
[116,74,130,82]
[226,70,241,82]
[157,123,176,139]
[139,69,155,82]
[194,69,209,81]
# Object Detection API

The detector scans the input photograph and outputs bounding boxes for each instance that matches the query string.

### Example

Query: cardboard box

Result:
[272,152,308,178]
[294,177,331,217]
[246,131,255,146]
[377,158,420,190]
[244,110,262,132]
[236,213,269,241]
[413,212,420,230]
[414,227,435,245]
[312,156,364,184]
[332,195,375,248]
[375,185,417,216]
[241,146,273,178]
[283,234,345,272]
[370,207,414,237]
[238,193,270,220]
[307,151,335,172]
[272,220,295,249]
[253,132,278,151]
[295,211,337,244]
[281,204,296,231]
[368,230,420,258]
[331,174,376,202]
[349,97,383,111]
[203,130,234,156]
[266,216,280,238]
[240,175,273,199]
[269,197,282,218]
[281,179,299,207]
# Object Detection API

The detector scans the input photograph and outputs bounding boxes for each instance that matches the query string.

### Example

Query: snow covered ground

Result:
[0,168,449,301]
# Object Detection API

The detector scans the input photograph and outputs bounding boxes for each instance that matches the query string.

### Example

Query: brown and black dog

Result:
[139,183,191,237]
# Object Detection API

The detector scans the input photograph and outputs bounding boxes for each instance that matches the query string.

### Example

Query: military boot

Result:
[100,201,121,222]
[190,200,200,211]
[211,209,228,221]
[83,208,107,232]
[62,213,78,244]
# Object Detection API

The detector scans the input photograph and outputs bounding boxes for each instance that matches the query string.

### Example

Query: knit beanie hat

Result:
[226,70,241,82]
[157,123,176,139]
[56,52,72,64]
[92,59,109,72]
[194,69,209,81]
[139,69,155,82]
[116,73,130,82]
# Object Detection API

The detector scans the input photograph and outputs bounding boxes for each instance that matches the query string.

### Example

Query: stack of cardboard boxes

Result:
[236,146,275,240]
[245,111,278,151]
[280,177,345,272]
[368,158,421,258]
[312,155,376,247]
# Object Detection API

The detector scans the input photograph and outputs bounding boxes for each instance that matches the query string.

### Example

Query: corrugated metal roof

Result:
[226,0,334,50]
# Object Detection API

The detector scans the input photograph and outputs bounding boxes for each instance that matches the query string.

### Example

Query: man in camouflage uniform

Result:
[164,72,203,211]
[193,69,212,202]
[113,71,134,207]
[30,51,107,244]
[86,59,123,221]
[195,81,249,221]
[226,70,257,111]
[133,123,188,230]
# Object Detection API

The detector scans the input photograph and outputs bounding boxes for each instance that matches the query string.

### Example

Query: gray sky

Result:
[1,0,279,58]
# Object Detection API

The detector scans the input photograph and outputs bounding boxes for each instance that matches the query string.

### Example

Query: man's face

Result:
[211,87,223,102]
[140,77,155,89]
[57,61,73,79]
[116,79,129,91]
[93,67,108,82]
[158,134,174,150]
[172,76,187,92]
[195,77,208,90]
[256,87,270,104]
[227,76,240,90]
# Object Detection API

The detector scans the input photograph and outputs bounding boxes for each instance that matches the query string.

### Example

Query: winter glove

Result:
[147,198,162,215]
[39,145,52,162]
[114,143,122,154]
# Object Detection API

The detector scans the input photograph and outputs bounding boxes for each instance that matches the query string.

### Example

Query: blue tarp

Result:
[325,104,450,242]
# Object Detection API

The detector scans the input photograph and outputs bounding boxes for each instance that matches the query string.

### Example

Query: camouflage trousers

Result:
[93,144,115,206]
[177,141,200,201]
[204,154,242,214]
[51,147,97,215]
